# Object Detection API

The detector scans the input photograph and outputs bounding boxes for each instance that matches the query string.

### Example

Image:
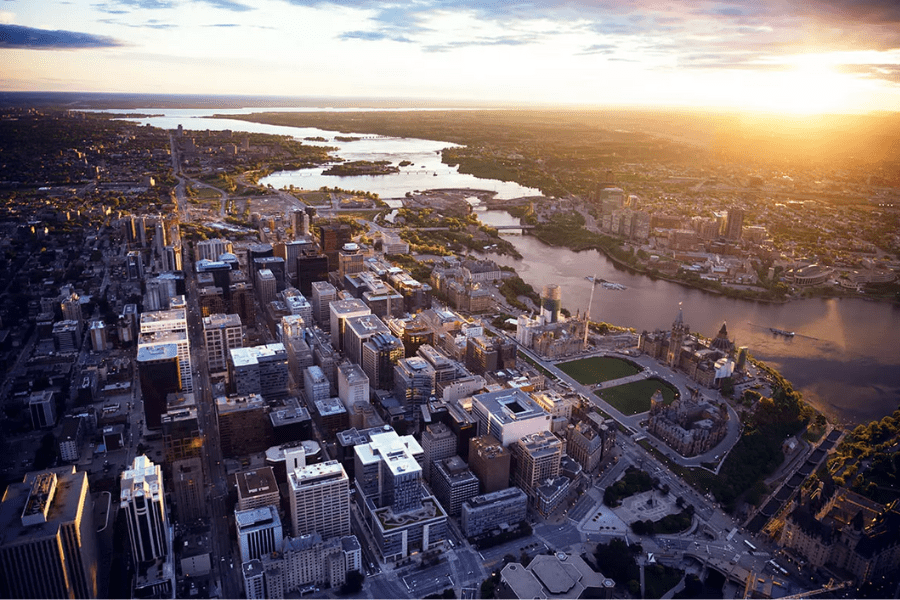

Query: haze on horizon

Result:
[1,0,900,115]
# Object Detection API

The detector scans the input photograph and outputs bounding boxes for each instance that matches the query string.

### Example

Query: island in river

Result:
[323,160,399,176]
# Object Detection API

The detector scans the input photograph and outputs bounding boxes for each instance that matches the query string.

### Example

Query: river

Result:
[104,107,900,427]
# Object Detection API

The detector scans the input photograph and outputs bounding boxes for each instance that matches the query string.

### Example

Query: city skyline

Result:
[0,0,899,114]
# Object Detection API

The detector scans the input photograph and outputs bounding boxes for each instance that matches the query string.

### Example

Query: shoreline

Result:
[522,221,898,307]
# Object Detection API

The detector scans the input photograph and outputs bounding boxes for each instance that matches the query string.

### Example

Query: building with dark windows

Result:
[137,344,181,429]
[318,222,352,269]
[0,467,99,599]
[461,487,528,538]
[468,434,511,494]
[431,455,480,517]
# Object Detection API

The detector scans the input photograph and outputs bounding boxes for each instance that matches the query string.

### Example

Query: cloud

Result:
[0,23,124,48]
[202,0,254,11]
[799,0,900,24]
[339,30,412,42]
[424,36,536,53]
[100,17,174,29]
[578,43,618,55]
[836,63,900,83]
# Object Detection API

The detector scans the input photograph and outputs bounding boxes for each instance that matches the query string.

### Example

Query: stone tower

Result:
[667,303,688,367]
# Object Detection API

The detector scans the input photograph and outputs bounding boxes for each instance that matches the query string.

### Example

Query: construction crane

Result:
[779,579,852,599]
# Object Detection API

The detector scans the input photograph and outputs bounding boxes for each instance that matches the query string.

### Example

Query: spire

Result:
[673,302,684,327]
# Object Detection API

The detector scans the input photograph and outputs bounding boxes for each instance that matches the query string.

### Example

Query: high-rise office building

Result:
[276,240,313,285]
[465,335,516,375]
[724,207,744,241]
[52,320,81,353]
[203,313,244,373]
[247,243,274,276]
[0,467,99,599]
[461,487,528,538]
[61,292,84,328]
[161,403,202,462]
[256,269,277,307]
[337,362,369,411]
[318,222,352,269]
[126,250,145,280]
[310,281,337,331]
[215,394,273,458]
[230,282,256,325]
[361,332,404,391]
[196,237,233,261]
[236,505,283,564]
[468,434,511,493]
[303,365,331,405]
[416,344,457,390]
[510,430,562,501]
[121,455,170,566]
[470,388,551,447]
[291,208,311,239]
[421,422,456,483]
[137,344,182,429]
[229,343,289,400]
[89,320,109,352]
[242,559,266,600]
[171,457,205,522]
[329,298,370,352]
[353,430,447,561]
[337,243,365,277]
[288,460,350,539]
[354,430,424,514]
[236,467,281,511]
[140,307,192,393]
[255,256,286,292]
[394,356,435,420]
[431,456,480,517]
[28,389,57,430]
[343,314,390,366]
[297,249,329,297]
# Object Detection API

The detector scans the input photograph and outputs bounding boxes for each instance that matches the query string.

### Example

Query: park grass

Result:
[557,356,641,385]
[596,377,678,416]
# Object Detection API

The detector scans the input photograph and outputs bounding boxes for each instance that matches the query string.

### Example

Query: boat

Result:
[585,276,626,290]
[769,328,795,337]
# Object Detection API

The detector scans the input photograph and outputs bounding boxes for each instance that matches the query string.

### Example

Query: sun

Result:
[742,66,855,115]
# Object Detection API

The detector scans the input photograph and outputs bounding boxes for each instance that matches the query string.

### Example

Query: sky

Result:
[1,0,900,114]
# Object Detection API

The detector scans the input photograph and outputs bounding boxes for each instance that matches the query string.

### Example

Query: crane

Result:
[779,579,852,599]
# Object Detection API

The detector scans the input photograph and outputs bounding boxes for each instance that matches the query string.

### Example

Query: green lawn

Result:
[557,356,641,384]
[596,378,678,416]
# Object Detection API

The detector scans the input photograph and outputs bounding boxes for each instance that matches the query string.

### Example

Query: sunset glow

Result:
[1,0,899,113]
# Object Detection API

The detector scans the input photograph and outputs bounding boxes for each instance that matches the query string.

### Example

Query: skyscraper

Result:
[361,332,405,391]
[510,430,562,501]
[121,455,170,566]
[318,222,352,269]
[310,281,337,330]
[0,467,99,599]
[203,313,244,374]
[724,207,744,241]
[236,505,283,564]
[140,307,193,393]
[288,460,350,539]
[137,344,181,429]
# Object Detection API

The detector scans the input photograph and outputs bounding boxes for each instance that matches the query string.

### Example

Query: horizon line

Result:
[0,90,895,117]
